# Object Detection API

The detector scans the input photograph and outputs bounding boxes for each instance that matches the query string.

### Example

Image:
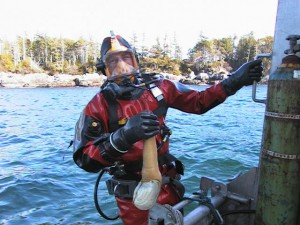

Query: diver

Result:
[73,31,263,225]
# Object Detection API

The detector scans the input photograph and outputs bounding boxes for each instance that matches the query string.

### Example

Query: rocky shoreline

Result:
[0,72,267,88]
[0,72,186,88]
[0,72,106,88]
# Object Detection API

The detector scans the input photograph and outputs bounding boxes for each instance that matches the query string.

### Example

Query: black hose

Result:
[94,169,119,220]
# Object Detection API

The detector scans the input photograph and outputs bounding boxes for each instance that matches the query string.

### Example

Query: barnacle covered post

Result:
[254,35,300,225]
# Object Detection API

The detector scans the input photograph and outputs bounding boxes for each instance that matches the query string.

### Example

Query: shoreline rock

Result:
[0,73,106,88]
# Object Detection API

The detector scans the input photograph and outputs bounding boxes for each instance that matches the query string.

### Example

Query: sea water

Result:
[0,85,267,225]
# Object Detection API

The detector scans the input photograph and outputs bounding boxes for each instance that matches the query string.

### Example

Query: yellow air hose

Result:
[133,136,162,210]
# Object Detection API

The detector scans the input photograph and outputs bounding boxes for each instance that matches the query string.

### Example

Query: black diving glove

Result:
[101,82,135,100]
[221,59,263,96]
[110,111,160,153]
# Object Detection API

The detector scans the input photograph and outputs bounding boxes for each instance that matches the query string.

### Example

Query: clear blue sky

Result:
[0,0,278,56]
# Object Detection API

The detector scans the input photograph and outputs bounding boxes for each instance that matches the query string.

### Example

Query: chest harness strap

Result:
[149,83,167,117]
[106,81,167,132]
[107,99,119,132]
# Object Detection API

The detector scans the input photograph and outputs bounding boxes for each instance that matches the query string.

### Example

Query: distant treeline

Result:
[0,32,273,77]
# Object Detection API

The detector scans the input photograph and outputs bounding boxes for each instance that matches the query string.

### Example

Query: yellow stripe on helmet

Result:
[106,30,128,53]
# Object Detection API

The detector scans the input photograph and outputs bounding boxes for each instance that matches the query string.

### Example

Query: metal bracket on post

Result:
[252,53,272,104]
[252,81,266,104]
[201,176,253,205]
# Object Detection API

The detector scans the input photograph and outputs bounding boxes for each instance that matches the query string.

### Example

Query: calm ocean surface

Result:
[0,84,267,225]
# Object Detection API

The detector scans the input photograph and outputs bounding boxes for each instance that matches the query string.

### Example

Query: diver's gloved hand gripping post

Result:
[221,59,263,96]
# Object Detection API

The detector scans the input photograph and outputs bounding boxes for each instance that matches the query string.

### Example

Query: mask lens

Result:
[105,52,135,76]
[105,52,132,68]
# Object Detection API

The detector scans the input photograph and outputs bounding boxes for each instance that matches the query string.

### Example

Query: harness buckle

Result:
[106,177,139,199]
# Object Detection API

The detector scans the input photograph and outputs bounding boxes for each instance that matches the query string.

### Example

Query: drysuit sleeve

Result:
[73,112,124,173]
[160,80,228,114]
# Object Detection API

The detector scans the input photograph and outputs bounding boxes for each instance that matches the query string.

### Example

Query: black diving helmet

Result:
[99,31,140,85]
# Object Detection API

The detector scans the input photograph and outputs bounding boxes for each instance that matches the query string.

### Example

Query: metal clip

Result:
[252,81,267,104]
